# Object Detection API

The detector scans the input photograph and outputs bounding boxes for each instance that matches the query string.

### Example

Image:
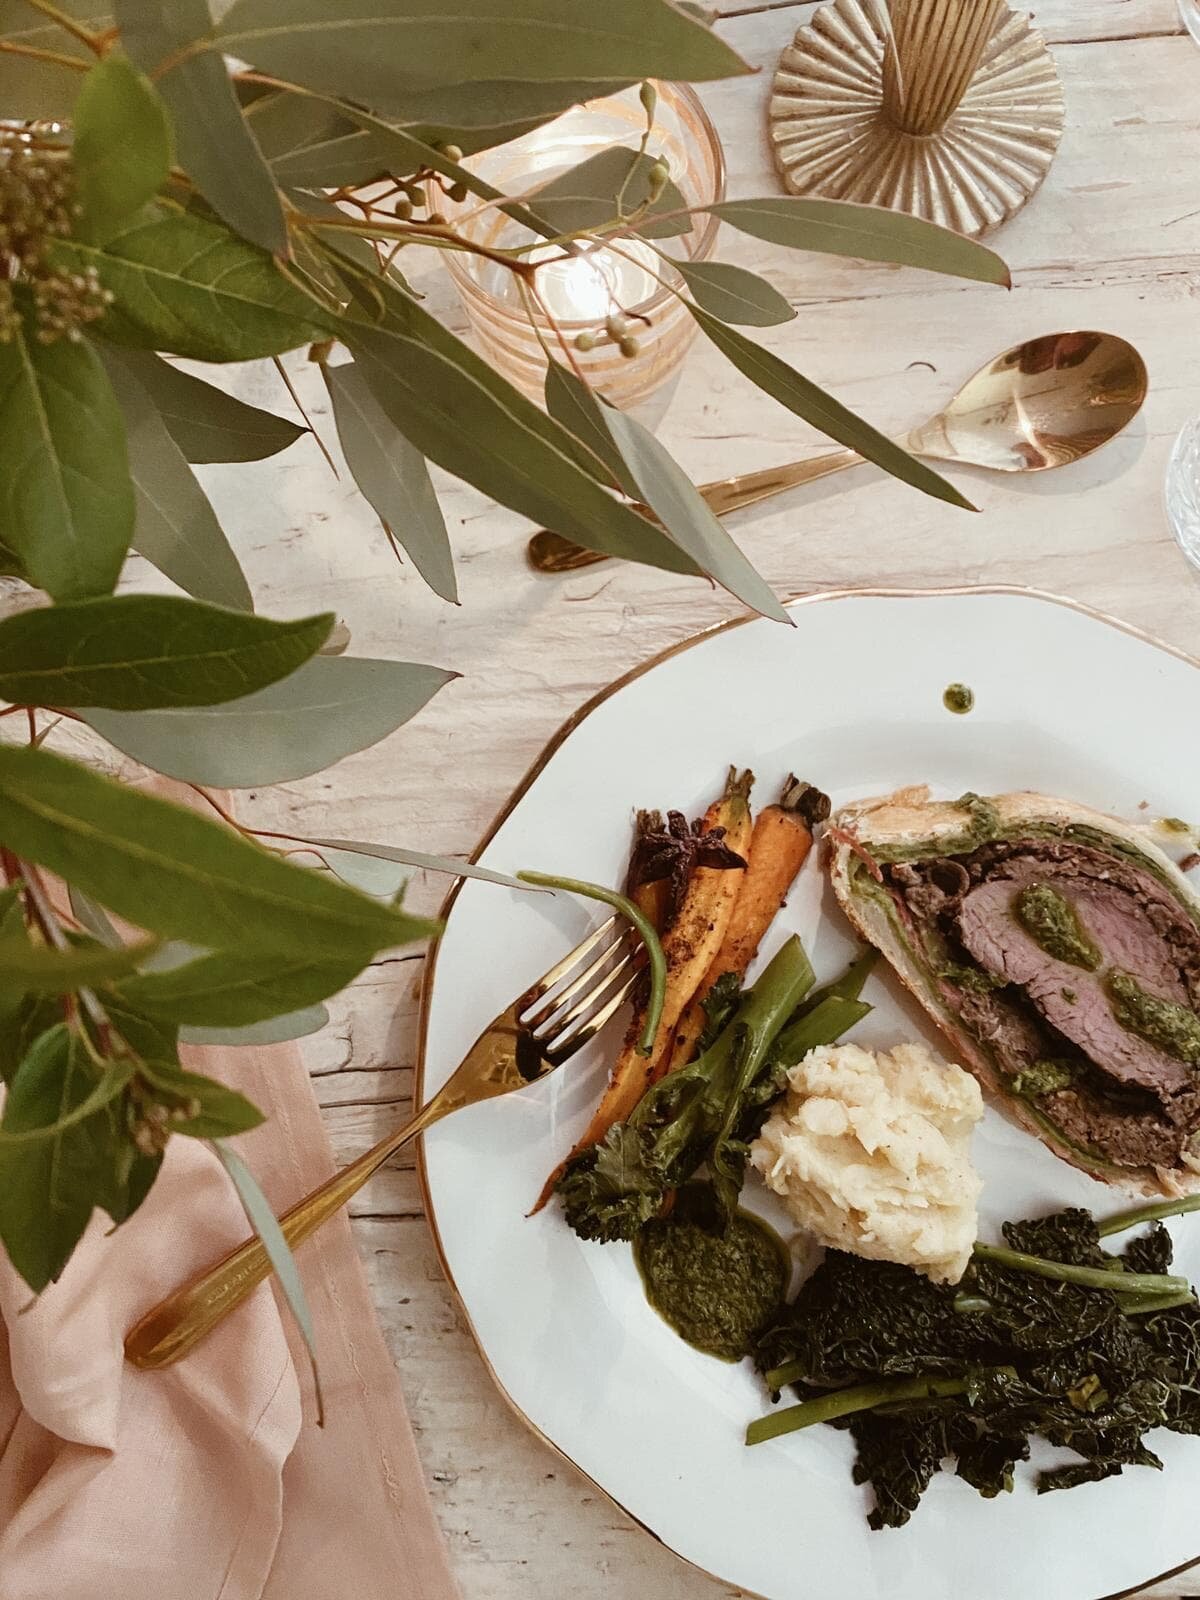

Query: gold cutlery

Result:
[125,917,636,1369]
[528,330,1149,573]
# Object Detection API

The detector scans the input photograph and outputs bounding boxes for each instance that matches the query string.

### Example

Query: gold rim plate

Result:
[416,585,1200,1600]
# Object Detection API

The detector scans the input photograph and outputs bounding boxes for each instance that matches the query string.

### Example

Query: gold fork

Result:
[124,917,636,1370]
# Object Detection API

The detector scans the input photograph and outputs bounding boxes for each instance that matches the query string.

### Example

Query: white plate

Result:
[418,589,1200,1600]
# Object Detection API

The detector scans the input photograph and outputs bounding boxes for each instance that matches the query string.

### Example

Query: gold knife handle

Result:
[124,1097,444,1370]
[526,445,866,572]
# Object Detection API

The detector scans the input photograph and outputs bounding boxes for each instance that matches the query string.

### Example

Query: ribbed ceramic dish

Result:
[769,0,1065,237]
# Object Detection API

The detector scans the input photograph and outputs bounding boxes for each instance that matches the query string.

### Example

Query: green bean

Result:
[746,1367,1018,1447]
[517,871,665,1056]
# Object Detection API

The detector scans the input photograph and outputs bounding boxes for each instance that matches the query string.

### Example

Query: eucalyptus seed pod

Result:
[574,330,598,352]
[618,334,641,359]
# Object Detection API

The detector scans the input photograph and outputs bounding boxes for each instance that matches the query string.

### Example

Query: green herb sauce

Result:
[1015,884,1101,970]
[633,1186,789,1362]
[943,683,975,715]
[1107,971,1200,1063]
[1011,1059,1078,1099]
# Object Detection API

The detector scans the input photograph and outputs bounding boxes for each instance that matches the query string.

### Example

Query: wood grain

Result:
[40,1,1200,1594]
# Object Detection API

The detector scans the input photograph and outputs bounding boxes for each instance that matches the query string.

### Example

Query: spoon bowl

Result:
[528,330,1149,573]
[905,331,1148,473]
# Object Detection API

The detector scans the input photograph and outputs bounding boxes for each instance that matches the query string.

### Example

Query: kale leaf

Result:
[754,1206,1199,1529]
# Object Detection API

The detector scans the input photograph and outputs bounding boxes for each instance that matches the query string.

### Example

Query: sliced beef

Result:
[881,833,1200,1171]
[968,838,1200,1001]
[958,877,1194,1108]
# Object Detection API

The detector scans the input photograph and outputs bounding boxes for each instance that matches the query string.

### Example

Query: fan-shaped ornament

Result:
[769,0,1065,238]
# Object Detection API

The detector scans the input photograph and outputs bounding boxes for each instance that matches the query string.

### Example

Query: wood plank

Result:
[715,0,1184,45]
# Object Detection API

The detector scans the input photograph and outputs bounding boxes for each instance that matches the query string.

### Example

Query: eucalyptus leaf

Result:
[0,1026,119,1291]
[73,54,172,245]
[179,1006,329,1047]
[68,886,122,948]
[51,206,327,362]
[97,344,254,609]
[543,361,632,490]
[0,1051,132,1147]
[0,935,159,993]
[305,836,533,893]
[707,197,1011,286]
[109,349,305,463]
[272,129,393,190]
[0,594,332,710]
[546,366,789,622]
[0,297,134,601]
[140,1061,265,1136]
[215,0,750,120]
[81,654,454,786]
[342,279,698,577]
[0,744,434,959]
[115,0,287,256]
[687,305,975,513]
[669,259,795,327]
[212,1139,324,1420]
[326,362,457,603]
[241,84,347,161]
[116,948,361,1026]
[383,78,631,137]
[288,96,554,243]
[528,148,688,239]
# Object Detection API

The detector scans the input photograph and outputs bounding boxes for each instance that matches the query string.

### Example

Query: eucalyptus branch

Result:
[18,0,104,52]
[519,274,588,383]
[18,863,116,1055]
[294,211,536,277]
[614,81,657,219]
[0,36,89,70]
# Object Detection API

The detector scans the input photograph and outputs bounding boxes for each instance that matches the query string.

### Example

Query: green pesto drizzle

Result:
[1015,883,1101,970]
[1107,971,1200,1063]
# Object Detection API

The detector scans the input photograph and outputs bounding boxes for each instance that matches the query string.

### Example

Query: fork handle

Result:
[124,1096,445,1371]
[527,444,868,572]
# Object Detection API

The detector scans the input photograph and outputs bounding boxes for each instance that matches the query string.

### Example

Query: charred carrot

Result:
[664,776,830,1074]
[533,768,753,1212]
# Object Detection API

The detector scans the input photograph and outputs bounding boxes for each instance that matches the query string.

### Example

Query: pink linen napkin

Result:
[0,1027,460,1600]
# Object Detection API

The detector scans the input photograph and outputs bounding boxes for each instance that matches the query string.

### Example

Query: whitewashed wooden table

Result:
[192,2,1200,1593]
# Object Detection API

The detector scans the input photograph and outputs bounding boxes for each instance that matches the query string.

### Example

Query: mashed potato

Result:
[749,1040,983,1283]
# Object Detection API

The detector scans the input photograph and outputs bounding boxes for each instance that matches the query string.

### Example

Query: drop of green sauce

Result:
[943,683,975,715]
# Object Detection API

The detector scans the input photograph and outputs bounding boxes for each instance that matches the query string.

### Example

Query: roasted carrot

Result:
[532,769,753,1212]
[664,776,830,1074]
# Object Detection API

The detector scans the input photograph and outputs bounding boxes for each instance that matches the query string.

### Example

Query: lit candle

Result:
[522,240,660,324]
[441,82,724,407]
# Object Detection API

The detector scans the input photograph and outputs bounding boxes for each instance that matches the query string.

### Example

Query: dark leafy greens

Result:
[752,1204,1200,1528]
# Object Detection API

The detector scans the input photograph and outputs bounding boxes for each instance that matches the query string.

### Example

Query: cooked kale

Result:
[753,1206,1200,1528]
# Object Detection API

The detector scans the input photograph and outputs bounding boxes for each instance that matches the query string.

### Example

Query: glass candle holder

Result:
[1181,0,1200,46]
[441,81,725,408]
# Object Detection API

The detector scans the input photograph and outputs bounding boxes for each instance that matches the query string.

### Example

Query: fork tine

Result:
[534,947,636,1042]
[520,930,631,1030]
[520,914,618,1004]
[548,969,640,1062]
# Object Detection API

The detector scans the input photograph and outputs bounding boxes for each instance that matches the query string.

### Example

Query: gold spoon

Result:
[528,330,1149,573]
